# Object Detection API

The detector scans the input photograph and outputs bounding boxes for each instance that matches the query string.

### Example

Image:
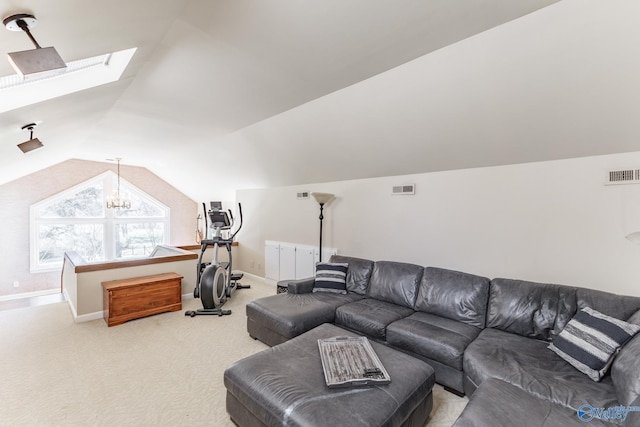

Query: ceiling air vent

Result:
[605,169,640,185]
[297,191,310,199]
[392,184,415,195]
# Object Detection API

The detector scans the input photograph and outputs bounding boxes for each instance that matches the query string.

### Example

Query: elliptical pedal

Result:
[227,271,250,297]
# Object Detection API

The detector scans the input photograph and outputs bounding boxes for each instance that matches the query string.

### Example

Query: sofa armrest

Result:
[282,277,315,294]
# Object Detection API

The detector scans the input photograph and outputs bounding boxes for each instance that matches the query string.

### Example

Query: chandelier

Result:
[106,158,131,209]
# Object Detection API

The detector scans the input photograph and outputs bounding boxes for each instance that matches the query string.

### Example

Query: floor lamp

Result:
[311,192,335,262]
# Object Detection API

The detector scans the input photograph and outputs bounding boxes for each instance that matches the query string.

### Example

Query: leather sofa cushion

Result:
[335,298,414,340]
[246,292,363,339]
[487,278,577,341]
[453,378,614,427]
[387,312,481,370]
[611,332,640,406]
[367,261,423,308]
[414,267,490,328]
[329,255,374,295]
[463,328,619,411]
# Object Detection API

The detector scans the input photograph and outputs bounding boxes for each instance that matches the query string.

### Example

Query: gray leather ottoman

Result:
[246,292,363,346]
[224,323,435,427]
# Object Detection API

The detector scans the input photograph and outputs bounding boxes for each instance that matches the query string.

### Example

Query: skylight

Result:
[0,47,136,113]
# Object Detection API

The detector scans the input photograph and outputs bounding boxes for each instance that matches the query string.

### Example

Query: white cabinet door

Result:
[265,241,339,282]
[279,243,296,281]
[314,247,337,264]
[264,241,280,281]
[295,245,315,279]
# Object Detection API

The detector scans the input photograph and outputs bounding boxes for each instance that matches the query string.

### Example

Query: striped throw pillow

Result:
[313,262,348,294]
[548,307,640,381]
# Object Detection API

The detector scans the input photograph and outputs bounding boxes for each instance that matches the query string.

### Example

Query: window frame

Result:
[30,171,170,272]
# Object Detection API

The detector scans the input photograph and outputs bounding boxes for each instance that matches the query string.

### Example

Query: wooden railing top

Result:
[64,245,198,273]
[177,242,238,251]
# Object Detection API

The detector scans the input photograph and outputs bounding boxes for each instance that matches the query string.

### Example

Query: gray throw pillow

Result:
[548,307,640,382]
[313,262,348,294]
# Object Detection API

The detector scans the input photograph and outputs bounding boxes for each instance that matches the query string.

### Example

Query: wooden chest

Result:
[102,272,183,327]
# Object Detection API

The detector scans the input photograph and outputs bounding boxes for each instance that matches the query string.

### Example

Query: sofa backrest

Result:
[367,261,423,308]
[414,267,490,329]
[576,288,640,321]
[329,255,374,295]
[486,278,577,341]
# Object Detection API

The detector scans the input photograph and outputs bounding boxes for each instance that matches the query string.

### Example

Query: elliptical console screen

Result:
[208,201,230,228]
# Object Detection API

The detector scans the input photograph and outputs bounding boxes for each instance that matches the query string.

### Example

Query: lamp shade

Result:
[311,192,335,205]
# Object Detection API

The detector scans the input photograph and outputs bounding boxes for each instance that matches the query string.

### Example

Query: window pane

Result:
[39,182,104,218]
[116,222,165,258]
[38,223,105,265]
[114,182,166,218]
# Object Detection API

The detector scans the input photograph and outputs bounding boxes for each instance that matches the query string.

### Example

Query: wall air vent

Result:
[297,191,310,199]
[392,184,415,195]
[605,169,640,185]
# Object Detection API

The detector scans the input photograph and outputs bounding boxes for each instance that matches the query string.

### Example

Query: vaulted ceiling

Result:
[2,0,639,201]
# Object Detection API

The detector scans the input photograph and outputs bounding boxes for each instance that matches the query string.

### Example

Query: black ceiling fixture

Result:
[18,123,44,153]
[3,13,66,77]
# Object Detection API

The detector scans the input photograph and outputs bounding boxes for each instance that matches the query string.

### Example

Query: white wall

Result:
[237,151,640,297]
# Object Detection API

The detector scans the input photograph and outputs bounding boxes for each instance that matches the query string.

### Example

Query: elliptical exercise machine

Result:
[185,201,249,317]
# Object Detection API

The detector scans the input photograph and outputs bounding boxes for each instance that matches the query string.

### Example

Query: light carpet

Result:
[0,277,467,426]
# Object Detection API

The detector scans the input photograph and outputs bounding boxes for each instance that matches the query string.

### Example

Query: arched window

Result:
[30,171,170,271]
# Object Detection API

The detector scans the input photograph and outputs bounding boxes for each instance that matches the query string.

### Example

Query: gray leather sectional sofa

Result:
[245,255,640,426]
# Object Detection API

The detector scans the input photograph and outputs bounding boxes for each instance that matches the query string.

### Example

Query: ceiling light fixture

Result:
[106,158,131,209]
[17,122,44,153]
[3,13,66,77]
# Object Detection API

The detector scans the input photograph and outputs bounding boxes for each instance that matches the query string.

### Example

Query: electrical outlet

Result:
[13,281,19,288]
[250,260,255,268]
[257,263,261,270]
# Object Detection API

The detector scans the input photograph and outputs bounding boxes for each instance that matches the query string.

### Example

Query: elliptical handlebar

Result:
[230,203,243,241]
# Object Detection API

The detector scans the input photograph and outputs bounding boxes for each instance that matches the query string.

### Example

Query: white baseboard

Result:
[239,271,272,285]
[0,288,60,302]
[62,288,76,317]
[74,311,104,323]
[62,288,103,323]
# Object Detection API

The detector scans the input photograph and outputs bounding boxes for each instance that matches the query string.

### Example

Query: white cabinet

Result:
[279,243,296,281]
[295,245,315,279]
[264,241,337,283]
[264,241,280,282]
